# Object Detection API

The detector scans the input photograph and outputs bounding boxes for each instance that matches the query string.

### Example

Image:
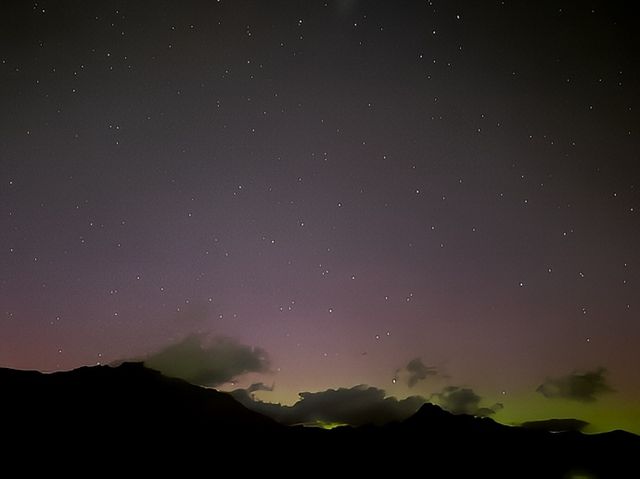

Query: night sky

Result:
[2,1,639,433]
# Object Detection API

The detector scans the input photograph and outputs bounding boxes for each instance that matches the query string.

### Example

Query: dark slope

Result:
[1,364,637,477]
[315,403,639,478]
[1,362,279,438]
[395,403,639,478]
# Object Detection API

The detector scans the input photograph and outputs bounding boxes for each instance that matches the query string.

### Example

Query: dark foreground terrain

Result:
[1,363,637,477]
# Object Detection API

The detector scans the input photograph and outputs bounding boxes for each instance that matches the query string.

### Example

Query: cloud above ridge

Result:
[536,368,613,402]
[144,334,269,387]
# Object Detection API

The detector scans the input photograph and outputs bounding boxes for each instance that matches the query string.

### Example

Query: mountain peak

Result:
[1,364,638,476]
[2,361,279,437]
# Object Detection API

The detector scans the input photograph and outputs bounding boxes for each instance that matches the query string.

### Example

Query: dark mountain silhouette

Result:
[1,362,278,439]
[1,363,637,477]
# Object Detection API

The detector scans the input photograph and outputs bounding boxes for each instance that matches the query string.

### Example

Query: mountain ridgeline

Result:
[1,363,637,477]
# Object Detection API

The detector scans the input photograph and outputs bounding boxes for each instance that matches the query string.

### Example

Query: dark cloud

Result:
[246,382,274,394]
[144,334,269,387]
[406,358,438,387]
[232,385,426,427]
[477,403,504,417]
[521,419,590,433]
[394,358,438,387]
[431,386,502,416]
[536,368,613,402]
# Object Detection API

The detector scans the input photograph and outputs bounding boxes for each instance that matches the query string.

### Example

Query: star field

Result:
[1,1,639,433]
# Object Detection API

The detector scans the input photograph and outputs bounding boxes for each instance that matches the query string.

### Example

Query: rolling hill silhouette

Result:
[1,363,637,477]
[1,362,277,434]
